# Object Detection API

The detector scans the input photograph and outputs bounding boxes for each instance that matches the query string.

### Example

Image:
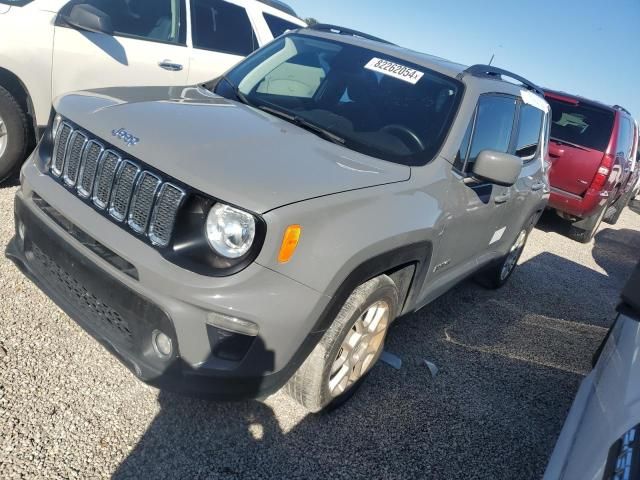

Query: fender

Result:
[264,241,432,394]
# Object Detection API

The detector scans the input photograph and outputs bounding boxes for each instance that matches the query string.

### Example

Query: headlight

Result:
[205,203,256,258]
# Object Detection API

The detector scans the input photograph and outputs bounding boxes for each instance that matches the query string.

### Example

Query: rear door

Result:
[545,94,614,196]
[52,0,189,98]
[501,100,548,237]
[187,0,259,85]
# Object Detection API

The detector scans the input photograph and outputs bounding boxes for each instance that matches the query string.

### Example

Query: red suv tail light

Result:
[590,153,614,191]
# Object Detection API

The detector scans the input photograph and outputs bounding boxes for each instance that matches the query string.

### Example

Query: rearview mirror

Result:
[62,4,113,35]
[472,150,522,187]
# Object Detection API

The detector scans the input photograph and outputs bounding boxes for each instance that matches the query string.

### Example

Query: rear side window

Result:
[616,117,635,160]
[458,95,517,172]
[515,104,544,160]
[263,12,300,38]
[191,0,258,56]
[547,98,614,151]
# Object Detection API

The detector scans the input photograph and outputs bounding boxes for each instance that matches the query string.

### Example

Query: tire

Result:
[285,275,399,413]
[475,227,529,289]
[0,86,30,183]
[603,191,632,225]
[567,206,606,243]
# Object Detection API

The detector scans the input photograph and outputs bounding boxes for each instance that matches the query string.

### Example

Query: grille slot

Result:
[128,172,162,234]
[51,123,73,177]
[109,161,140,222]
[77,140,104,198]
[50,122,186,249]
[149,184,186,247]
[62,131,88,186]
[92,150,121,210]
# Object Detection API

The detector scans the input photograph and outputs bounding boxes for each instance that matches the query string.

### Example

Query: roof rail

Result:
[613,104,631,116]
[462,64,544,96]
[255,0,297,17]
[308,24,395,45]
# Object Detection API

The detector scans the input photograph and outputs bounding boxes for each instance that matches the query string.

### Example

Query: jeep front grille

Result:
[49,122,185,248]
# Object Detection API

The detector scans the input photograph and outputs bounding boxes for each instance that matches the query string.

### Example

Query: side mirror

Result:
[472,150,522,187]
[61,4,114,35]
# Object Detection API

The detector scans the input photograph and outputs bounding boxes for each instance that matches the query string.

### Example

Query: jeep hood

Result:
[53,86,410,213]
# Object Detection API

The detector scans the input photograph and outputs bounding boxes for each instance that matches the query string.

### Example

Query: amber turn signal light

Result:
[278,225,302,263]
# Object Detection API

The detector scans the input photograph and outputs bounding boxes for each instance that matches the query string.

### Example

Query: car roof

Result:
[297,28,468,78]
[296,27,546,100]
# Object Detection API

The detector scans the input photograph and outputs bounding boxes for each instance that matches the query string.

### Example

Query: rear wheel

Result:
[285,275,399,413]
[475,228,528,289]
[603,190,633,225]
[0,86,30,183]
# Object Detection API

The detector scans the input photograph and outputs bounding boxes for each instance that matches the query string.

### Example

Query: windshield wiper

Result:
[258,105,345,146]
[215,76,253,107]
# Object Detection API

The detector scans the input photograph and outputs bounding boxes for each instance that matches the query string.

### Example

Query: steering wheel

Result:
[124,0,141,20]
[380,124,425,152]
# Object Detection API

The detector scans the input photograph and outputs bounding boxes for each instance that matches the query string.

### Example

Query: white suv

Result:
[0,0,305,181]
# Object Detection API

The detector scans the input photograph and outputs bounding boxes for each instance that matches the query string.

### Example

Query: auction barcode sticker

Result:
[364,58,424,85]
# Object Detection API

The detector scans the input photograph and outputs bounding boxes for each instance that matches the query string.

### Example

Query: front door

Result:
[419,94,519,304]
[52,0,190,99]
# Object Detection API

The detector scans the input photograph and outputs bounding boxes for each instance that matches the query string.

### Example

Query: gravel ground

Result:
[1,178,639,480]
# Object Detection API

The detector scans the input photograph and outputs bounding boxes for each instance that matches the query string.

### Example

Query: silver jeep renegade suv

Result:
[7,25,550,412]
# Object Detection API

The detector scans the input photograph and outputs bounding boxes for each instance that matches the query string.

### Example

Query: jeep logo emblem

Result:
[111,128,140,147]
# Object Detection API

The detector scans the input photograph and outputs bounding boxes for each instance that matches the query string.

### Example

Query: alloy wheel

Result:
[500,229,527,281]
[328,301,390,398]
[0,114,7,158]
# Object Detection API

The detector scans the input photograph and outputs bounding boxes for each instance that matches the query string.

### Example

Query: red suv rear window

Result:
[547,98,614,152]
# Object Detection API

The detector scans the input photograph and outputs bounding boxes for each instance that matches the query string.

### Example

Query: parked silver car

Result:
[544,262,640,480]
[7,25,550,411]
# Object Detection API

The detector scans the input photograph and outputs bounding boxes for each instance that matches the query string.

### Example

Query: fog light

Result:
[152,330,172,358]
[207,312,259,337]
[17,220,25,241]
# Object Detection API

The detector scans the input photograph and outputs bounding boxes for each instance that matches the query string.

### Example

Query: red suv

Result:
[544,90,639,242]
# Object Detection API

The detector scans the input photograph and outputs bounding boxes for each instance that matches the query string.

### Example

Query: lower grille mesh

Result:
[30,243,133,346]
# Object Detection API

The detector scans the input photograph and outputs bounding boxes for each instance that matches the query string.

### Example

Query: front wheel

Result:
[285,275,399,413]
[475,228,528,289]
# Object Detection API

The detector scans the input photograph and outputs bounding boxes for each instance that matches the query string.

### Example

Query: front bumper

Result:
[7,172,330,399]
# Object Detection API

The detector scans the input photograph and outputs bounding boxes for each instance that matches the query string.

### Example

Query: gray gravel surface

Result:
[1,178,639,479]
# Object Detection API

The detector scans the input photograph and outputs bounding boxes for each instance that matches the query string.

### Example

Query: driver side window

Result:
[455,94,517,173]
[63,0,186,45]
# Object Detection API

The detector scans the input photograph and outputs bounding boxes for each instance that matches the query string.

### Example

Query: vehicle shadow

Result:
[112,250,622,479]
[1,172,20,189]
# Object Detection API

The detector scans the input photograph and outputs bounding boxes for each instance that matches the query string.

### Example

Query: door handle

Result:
[494,192,511,204]
[158,60,183,72]
[531,182,546,191]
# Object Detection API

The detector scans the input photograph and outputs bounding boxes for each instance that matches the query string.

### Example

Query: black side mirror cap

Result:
[472,150,523,187]
[61,3,114,35]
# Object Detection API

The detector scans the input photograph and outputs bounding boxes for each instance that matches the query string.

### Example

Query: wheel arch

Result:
[0,67,38,144]
[271,241,433,395]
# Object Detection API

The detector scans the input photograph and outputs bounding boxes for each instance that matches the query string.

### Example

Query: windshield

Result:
[547,97,614,151]
[216,34,463,166]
